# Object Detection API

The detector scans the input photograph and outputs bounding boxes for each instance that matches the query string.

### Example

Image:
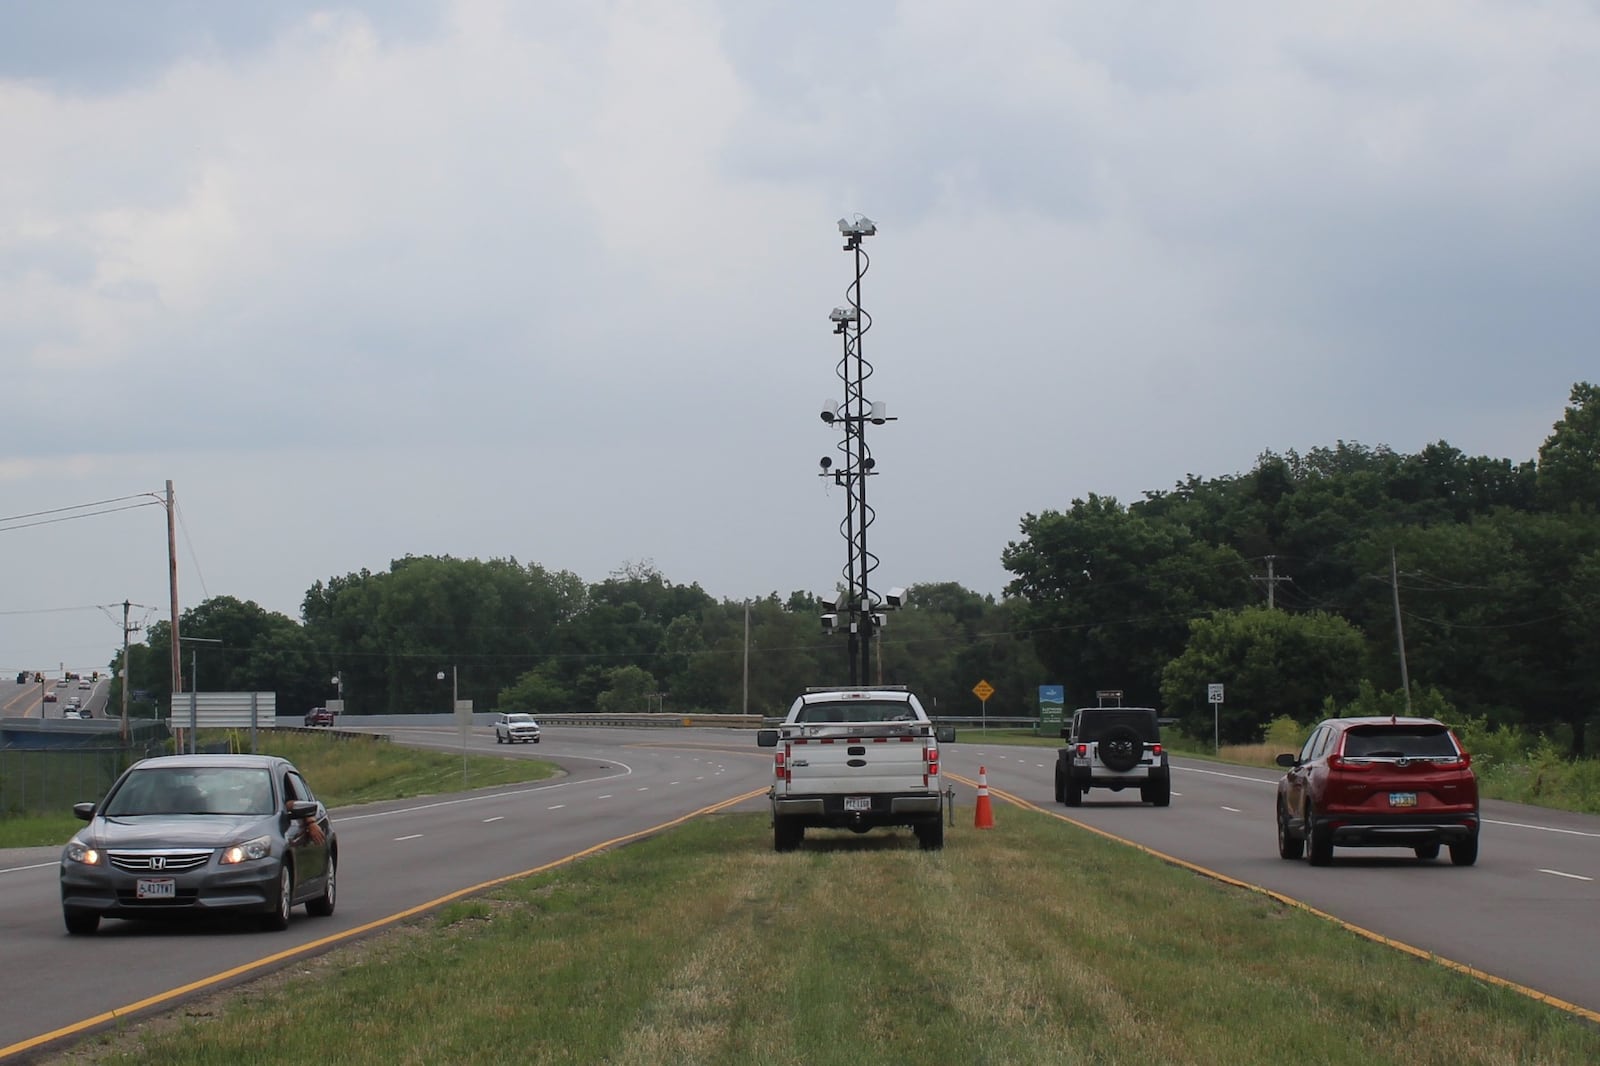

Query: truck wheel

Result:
[915,819,945,851]
[773,819,803,853]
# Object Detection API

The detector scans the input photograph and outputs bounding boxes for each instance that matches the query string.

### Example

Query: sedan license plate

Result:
[136,878,176,900]
[844,796,871,812]
[1389,792,1418,808]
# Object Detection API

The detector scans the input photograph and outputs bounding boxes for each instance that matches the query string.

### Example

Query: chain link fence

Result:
[0,731,171,816]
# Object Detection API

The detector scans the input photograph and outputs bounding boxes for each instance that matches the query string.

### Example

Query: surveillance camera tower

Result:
[817,214,899,684]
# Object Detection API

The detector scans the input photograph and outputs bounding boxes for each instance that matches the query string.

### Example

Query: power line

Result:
[0,499,164,533]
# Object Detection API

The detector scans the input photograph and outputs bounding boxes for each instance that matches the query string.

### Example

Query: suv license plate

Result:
[844,796,871,812]
[1389,792,1417,808]
[136,878,176,900]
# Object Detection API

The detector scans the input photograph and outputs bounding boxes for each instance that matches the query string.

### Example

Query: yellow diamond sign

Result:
[972,679,995,702]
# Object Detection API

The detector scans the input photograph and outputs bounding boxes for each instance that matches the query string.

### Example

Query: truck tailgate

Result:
[783,732,932,794]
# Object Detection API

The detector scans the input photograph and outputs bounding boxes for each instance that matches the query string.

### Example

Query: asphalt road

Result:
[3,726,1598,1058]
[940,739,1600,1021]
[0,725,773,1058]
[0,678,106,720]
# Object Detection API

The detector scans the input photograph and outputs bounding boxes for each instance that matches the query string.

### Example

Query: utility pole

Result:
[1391,546,1412,715]
[1252,555,1293,609]
[742,600,750,716]
[166,480,181,698]
[119,600,143,746]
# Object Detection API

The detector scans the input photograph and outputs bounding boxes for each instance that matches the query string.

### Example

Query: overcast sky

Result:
[4,1,1598,676]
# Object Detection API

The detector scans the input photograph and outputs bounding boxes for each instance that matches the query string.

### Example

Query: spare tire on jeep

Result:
[1097,724,1143,772]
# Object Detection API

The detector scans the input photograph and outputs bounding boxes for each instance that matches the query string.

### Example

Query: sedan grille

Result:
[108,849,212,873]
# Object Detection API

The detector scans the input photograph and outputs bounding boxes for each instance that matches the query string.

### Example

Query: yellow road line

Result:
[944,771,1600,1026]
[0,786,769,1061]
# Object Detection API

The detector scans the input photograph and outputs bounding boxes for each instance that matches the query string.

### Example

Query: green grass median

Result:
[54,809,1600,1065]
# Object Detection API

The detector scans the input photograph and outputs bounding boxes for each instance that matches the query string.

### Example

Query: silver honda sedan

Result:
[59,753,337,935]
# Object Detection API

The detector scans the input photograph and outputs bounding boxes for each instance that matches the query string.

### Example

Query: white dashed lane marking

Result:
[1540,869,1594,882]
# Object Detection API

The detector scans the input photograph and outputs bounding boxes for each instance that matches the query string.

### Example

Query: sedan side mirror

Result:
[1275,753,1298,768]
[73,802,96,821]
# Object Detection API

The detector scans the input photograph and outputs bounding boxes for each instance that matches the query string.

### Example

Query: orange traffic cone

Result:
[974,765,995,829]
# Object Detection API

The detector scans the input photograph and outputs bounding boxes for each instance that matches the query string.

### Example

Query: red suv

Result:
[1275,716,1478,867]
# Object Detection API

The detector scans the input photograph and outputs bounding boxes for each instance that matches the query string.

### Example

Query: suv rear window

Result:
[1342,725,1457,759]
[1073,709,1160,743]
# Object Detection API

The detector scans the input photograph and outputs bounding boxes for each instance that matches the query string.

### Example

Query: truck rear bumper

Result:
[773,792,942,828]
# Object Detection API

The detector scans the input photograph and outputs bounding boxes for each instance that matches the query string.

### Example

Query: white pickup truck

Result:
[756,687,955,852]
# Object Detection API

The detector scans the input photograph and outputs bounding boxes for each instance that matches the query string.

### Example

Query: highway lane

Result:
[5,726,1598,1056]
[0,725,772,1057]
[942,741,1600,1020]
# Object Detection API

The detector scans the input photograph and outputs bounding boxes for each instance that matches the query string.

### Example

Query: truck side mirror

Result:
[756,729,779,748]
[935,725,956,744]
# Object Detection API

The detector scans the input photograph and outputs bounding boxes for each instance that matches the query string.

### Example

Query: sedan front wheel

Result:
[261,864,292,931]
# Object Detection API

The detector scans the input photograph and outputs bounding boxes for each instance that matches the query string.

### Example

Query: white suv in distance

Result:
[494,713,541,744]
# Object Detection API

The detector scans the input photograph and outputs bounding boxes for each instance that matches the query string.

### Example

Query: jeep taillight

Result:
[1151,743,1163,756]
[1075,744,1087,757]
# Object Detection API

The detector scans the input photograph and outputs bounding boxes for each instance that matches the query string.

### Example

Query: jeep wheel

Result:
[1449,833,1479,866]
[1098,725,1143,772]
[1141,773,1170,807]
[1054,768,1066,804]
[1063,781,1083,807]
[915,818,945,851]
[1276,803,1303,860]
[1414,842,1440,861]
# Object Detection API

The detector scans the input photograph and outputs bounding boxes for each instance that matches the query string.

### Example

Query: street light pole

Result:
[179,636,222,754]
[439,666,464,786]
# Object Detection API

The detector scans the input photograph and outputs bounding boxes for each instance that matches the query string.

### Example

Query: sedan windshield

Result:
[104,767,276,816]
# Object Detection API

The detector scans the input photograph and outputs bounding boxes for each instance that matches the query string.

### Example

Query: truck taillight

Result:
[774,748,786,780]
[923,745,939,777]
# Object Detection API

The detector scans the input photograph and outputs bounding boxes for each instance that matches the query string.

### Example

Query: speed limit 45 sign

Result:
[1207,683,1224,704]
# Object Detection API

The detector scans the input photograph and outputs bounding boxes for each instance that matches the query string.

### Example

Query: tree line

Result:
[110,382,1600,755]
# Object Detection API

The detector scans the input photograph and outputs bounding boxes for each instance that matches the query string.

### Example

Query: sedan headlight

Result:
[66,841,101,866]
[220,835,273,865]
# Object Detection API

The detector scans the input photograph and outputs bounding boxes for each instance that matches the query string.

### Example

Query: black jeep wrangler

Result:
[1054,694,1170,807]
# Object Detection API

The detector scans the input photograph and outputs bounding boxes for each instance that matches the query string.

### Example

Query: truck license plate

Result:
[1389,792,1417,808]
[136,878,176,900]
[844,796,871,812]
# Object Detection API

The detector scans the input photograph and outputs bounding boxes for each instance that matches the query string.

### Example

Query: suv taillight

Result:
[1075,743,1087,757]
[1151,743,1162,756]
